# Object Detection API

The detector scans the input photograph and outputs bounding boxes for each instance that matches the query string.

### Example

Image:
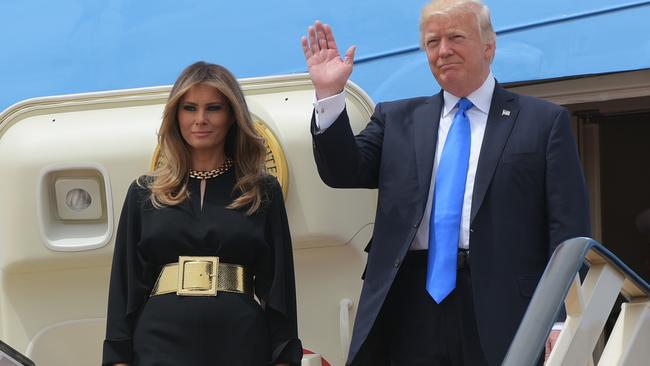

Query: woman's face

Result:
[177,83,234,158]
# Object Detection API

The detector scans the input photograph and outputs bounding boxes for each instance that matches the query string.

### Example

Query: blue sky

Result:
[1,0,648,111]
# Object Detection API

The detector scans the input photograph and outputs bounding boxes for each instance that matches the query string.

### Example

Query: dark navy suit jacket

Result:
[311,83,591,366]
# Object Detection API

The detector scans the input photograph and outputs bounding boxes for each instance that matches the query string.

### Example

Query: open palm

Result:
[301,21,356,99]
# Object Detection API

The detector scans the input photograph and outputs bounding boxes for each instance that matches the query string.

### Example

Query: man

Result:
[301,0,590,365]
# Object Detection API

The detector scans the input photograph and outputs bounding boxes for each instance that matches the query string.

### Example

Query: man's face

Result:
[422,11,495,96]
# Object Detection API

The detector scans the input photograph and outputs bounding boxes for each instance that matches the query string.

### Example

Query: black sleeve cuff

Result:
[102,338,132,365]
[270,338,303,365]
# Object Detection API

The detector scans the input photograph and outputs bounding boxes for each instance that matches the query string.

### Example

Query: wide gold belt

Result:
[150,256,253,297]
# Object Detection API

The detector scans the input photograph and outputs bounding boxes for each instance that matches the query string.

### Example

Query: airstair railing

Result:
[0,339,35,366]
[502,237,650,366]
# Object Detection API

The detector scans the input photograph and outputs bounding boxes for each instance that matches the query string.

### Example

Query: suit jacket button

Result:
[394,259,400,268]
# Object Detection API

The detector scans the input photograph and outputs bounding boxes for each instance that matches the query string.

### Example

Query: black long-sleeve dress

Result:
[102,170,302,365]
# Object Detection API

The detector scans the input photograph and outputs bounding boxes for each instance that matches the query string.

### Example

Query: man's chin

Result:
[435,74,461,92]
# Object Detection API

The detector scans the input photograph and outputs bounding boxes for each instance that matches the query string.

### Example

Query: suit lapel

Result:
[414,92,444,204]
[470,84,519,223]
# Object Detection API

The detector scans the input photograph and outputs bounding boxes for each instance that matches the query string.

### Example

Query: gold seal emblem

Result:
[150,120,288,199]
[254,121,289,198]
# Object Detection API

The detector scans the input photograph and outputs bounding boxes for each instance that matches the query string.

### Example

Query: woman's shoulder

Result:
[260,173,280,188]
[260,174,282,195]
[258,174,285,209]
[124,175,153,200]
[132,174,153,189]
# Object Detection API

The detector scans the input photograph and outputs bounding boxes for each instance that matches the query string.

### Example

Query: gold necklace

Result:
[189,158,233,180]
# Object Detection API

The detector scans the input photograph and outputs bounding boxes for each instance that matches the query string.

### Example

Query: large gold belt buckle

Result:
[176,256,219,296]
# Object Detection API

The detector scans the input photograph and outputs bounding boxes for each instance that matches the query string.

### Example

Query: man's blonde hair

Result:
[419,0,496,48]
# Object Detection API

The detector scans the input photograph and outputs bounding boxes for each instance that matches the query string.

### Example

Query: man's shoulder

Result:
[379,95,432,107]
[376,95,435,113]
[505,89,564,112]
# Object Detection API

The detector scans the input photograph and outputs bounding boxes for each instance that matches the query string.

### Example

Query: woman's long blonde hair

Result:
[147,61,267,214]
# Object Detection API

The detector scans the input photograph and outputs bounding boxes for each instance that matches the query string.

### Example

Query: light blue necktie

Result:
[427,97,473,303]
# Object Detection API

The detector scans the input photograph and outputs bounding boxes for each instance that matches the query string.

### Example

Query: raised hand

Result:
[301,20,356,99]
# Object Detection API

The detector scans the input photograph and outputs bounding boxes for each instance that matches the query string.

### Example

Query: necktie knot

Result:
[456,98,473,114]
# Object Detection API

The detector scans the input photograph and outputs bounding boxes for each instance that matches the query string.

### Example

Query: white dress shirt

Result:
[314,73,495,250]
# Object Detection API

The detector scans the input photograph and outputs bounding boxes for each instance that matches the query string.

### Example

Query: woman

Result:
[102,61,302,365]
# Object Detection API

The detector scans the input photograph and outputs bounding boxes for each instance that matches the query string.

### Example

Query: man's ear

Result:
[485,39,496,63]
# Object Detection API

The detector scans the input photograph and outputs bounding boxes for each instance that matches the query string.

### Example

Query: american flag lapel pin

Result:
[502,109,511,116]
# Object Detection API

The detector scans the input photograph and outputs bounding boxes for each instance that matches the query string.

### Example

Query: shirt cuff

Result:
[552,322,564,331]
[313,91,346,132]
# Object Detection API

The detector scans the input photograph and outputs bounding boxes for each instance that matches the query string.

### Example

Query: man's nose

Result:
[439,38,454,57]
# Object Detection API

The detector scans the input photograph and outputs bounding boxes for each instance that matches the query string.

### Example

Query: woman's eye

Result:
[182,105,196,111]
[208,105,222,111]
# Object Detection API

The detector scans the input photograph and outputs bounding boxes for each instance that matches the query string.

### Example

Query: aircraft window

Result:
[65,188,92,211]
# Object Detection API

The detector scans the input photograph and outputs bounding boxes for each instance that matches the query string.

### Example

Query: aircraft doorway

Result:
[508,69,650,282]
[576,109,650,282]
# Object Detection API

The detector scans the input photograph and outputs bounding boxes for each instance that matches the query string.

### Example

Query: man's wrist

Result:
[313,91,346,131]
[315,88,344,100]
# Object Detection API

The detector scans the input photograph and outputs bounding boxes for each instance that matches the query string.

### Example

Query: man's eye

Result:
[427,39,439,47]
